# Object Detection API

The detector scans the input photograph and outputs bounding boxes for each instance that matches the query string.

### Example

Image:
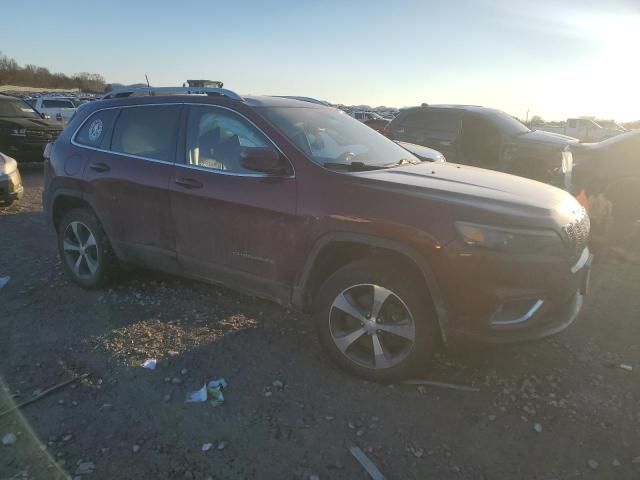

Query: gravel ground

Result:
[1,169,639,480]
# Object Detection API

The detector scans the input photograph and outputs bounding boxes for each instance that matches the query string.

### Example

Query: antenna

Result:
[145,74,151,95]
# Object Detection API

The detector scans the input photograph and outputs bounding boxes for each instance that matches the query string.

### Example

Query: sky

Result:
[1,0,639,121]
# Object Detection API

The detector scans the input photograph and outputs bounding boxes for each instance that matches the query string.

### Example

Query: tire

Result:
[313,258,438,382]
[57,208,118,288]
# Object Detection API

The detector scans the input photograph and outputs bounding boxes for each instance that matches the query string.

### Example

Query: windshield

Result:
[259,106,418,169]
[0,98,41,118]
[488,111,531,136]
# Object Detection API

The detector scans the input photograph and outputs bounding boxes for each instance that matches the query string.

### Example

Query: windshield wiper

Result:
[323,161,385,172]
[384,158,420,168]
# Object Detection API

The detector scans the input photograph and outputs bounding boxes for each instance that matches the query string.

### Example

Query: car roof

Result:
[402,104,502,115]
[83,94,325,111]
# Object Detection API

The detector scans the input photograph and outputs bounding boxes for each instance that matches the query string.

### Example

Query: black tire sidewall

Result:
[313,258,438,382]
[57,208,113,288]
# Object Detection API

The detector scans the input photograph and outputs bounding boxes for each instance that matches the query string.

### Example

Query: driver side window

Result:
[185,106,275,174]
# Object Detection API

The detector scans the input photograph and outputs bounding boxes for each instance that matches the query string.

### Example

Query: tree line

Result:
[0,51,106,93]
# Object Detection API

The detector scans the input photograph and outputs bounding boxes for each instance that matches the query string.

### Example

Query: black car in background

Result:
[385,105,577,188]
[0,94,63,162]
[572,130,640,220]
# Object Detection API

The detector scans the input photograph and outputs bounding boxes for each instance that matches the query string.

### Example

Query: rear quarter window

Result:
[74,109,119,149]
[392,110,460,142]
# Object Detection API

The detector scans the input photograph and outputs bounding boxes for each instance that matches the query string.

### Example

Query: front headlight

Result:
[0,153,18,175]
[456,222,563,254]
[9,128,27,136]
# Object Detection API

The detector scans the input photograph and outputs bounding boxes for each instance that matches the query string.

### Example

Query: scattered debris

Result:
[181,368,188,375]
[75,461,96,475]
[168,350,179,357]
[171,377,183,385]
[587,459,599,470]
[272,380,284,389]
[0,373,90,418]
[612,459,621,467]
[141,359,157,370]
[201,443,213,452]
[2,432,17,446]
[632,456,640,464]
[403,379,480,392]
[132,444,140,453]
[217,441,227,450]
[533,423,543,433]
[619,364,633,371]
[0,276,10,290]
[163,394,171,403]
[350,446,386,480]
[186,379,228,406]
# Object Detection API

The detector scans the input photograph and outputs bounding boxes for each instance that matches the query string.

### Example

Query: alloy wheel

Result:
[62,221,99,279]
[329,284,416,369]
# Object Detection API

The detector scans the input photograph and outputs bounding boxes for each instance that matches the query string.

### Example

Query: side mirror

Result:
[239,147,288,175]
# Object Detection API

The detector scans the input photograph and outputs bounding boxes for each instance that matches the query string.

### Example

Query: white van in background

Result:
[25,96,77,127]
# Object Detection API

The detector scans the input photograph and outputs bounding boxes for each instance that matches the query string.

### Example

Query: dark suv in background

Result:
[385,105,577,188]
[43,87,591,381]
[0,94,63,162]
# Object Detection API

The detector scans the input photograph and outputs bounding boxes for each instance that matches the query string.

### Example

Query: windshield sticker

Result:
[88,118,103,142]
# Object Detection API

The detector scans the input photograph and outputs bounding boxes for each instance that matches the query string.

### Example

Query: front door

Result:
[81,104,182,270]
[170,105,297,301]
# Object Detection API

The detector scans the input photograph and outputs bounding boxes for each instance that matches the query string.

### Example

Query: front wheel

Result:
[57,208,118,288]
[313,259,438,382]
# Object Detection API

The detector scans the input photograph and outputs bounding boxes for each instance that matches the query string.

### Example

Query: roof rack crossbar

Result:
[101,86,243,101]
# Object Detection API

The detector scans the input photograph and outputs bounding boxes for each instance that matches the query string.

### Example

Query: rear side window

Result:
[74,109,119,149]
[42,99,75,108]
[111,105,181,161]
[393,110,460,142]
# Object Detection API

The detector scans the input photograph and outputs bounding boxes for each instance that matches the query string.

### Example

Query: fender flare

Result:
[293,232,449,343]
[46,188,85,229]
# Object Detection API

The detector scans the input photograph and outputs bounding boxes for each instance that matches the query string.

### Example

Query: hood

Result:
[0,116,63,130]
[517,129,578,146]
[355,162,580,224]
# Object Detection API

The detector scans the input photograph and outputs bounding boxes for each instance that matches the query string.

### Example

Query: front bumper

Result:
[443,246,591,344]
[0,168,24,205]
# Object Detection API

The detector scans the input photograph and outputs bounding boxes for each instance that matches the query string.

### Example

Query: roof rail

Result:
[100,86,243,101]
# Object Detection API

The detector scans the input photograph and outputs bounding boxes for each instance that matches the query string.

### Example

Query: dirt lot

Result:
[1,169,640,480]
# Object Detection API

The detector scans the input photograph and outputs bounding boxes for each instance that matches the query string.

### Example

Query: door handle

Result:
[89,162,110,173]
[174,178,203,189]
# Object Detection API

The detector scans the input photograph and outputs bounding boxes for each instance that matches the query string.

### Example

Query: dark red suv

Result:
[43,87,591,381]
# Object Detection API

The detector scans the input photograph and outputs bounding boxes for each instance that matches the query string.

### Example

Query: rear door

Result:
[388,109,461,162]
[169,104,297,300]
[79,104,182,271]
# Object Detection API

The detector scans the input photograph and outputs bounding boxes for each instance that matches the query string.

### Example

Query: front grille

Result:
[562,208,590,260]
[25,128,61,143]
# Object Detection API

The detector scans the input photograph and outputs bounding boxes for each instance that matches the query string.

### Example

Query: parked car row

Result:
[43,86,592,381]
[534,118,626,142]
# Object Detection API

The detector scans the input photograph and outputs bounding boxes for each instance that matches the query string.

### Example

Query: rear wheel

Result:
[57,208,118,288]
[313,258,438,382]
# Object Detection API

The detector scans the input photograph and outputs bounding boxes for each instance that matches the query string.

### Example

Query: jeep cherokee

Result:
[43,87,591,381]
